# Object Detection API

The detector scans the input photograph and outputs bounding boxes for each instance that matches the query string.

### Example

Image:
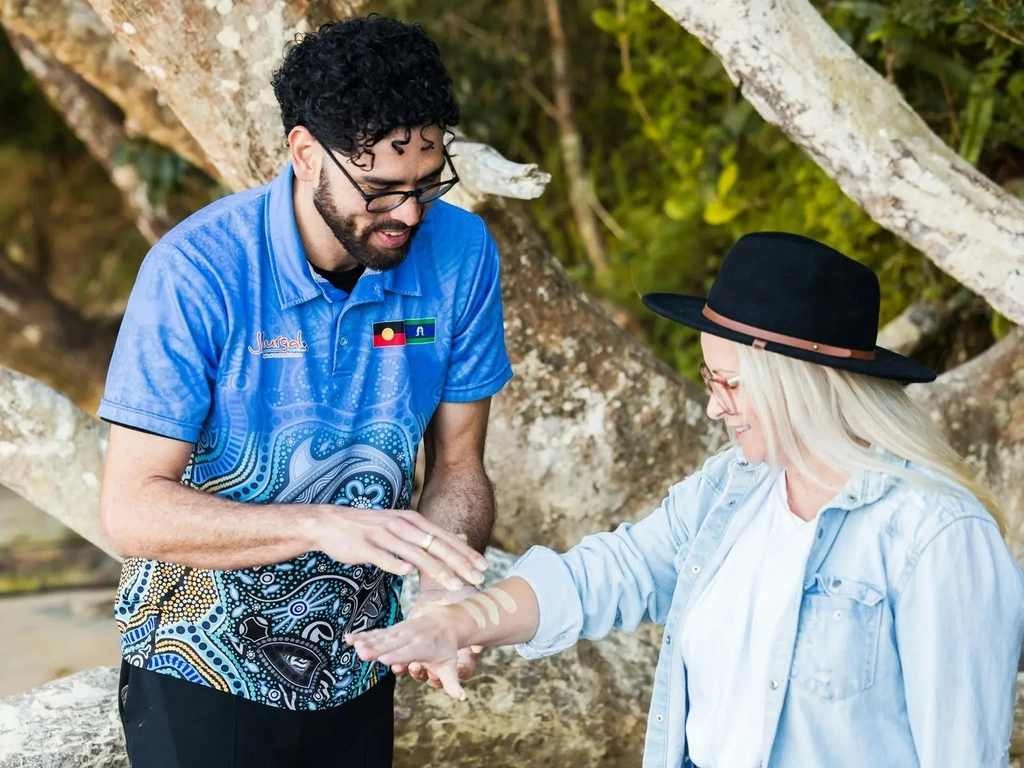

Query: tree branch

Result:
[0,367,114,559]
[478,199,720,552]
[444,140,550,211]
[875,290,977,357]
[652,0,1024,325]
[5,31,173,245]
[543,0,611,279]
[0,249,119,397]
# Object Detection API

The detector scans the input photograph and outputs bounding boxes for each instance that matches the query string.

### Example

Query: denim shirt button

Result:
[769,680,779,690]
[655,714,664,723]
[691,565,701,574]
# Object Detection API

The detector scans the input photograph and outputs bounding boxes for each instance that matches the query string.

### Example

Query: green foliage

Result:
[823,0,1024,172]
[112,139,195,207]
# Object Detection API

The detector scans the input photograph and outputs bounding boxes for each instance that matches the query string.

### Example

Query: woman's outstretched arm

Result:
[348,467,712,698]
[347,576,540,700]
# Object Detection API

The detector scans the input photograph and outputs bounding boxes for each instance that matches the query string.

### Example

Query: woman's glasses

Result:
[699,362,741,416]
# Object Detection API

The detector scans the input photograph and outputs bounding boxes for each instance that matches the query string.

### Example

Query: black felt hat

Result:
[642,232,936,384]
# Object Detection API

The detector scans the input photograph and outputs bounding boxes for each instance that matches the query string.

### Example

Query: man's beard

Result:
[313,168,418,272]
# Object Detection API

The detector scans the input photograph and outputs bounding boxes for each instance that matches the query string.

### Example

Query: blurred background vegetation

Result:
[1,0,1022,386]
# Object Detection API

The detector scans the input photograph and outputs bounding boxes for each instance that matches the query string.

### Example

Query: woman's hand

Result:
[346,607,467,700]
[396,587,483,687]
[350,577,542,701]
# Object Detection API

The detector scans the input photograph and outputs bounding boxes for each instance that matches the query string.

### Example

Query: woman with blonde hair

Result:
[348,232,1024,768]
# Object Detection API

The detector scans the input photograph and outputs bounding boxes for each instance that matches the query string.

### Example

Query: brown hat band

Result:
[702,306,876,361]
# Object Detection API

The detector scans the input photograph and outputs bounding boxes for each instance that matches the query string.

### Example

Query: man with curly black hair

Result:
[272,14,463,275]
[98,15,512,768]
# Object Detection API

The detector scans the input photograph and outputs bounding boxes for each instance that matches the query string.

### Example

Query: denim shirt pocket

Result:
[790,574,885,701]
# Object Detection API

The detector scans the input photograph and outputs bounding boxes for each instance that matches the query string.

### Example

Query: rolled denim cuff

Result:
[509,545,585,660]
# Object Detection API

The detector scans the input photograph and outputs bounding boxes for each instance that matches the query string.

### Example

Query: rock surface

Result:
[0,666,127,768]
[0,638,661,767]
[3,654,1024,767]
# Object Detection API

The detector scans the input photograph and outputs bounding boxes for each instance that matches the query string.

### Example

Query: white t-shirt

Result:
[681,471,819,768]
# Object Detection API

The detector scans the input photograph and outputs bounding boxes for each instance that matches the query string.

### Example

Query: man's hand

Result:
[394,586,483,687]
[320,509,488,591]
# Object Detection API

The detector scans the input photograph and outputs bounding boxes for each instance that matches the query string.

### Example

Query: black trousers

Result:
[117,661,395,768]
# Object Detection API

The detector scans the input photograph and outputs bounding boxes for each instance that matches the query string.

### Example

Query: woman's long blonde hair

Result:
[735,343,1007,535]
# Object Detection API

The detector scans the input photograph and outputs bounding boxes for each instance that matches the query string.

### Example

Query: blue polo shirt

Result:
[98,164,513,709]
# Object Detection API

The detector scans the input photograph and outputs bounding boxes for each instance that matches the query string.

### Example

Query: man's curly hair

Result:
[271,15,460,165]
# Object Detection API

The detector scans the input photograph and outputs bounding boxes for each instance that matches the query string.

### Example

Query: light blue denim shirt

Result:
[510,448,1024,768]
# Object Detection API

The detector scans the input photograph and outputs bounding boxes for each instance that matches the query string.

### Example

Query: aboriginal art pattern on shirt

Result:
[114,403,416,710]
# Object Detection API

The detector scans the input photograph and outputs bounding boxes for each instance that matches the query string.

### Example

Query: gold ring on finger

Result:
[420,533,435,551]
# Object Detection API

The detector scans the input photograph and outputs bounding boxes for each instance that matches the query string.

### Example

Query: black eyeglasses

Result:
[322,144,460,213]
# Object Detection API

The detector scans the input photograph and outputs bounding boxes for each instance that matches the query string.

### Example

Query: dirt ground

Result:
[0,587,121,698]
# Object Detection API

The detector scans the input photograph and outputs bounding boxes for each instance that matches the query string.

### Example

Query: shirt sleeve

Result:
[440,220,513,402]
[894,513,1024,767]
[97,244,225,443]
[509,474,701,659]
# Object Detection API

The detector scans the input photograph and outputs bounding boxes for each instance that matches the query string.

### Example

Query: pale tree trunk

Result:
[876,290,978,357]
[652,0,1024,327]
[81,0,365,191]
[0,368,110,557]
[909,327,1024,563]
[477,199,720,552]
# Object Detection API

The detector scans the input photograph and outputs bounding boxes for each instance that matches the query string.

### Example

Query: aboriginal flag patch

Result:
[372,321,406,348]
